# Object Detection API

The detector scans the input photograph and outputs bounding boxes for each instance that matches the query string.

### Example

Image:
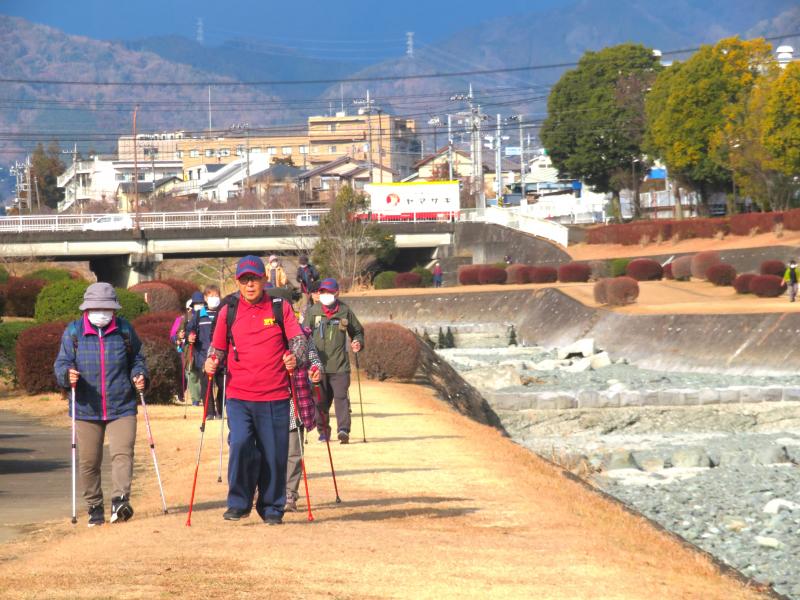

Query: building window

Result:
[328,145,337,153]
[282,146,292,155]
[267,147,277,155]
[220,148,230,157]
[363,143,369,152]
[236,145,244,156]
[189,149,199,158]
[115,173,125,182]
[205,149,214,157]
[328,124,336,132]
[299,145,308,154]
[138,173,146,181]
[250,147,261,154]
[175,150,183,159]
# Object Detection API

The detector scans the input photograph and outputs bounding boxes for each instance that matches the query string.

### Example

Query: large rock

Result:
[557,338,596,360]
[763,499,800,514]
[604,450,641,471]
[461,365,522,391]
[670,447,712,468]
[589,351,612,370]
[562,357,592,373]
[751,445,791,465]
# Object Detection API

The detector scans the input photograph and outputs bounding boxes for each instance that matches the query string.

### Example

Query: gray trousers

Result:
[789,282,798,302]
[286,426,304,501]
[317,372,351,434]
[76,416,137,509]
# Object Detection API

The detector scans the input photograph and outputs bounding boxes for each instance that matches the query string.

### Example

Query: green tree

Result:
[30,141,65,210]
[645,37,774,208]
[541,44,661,220]
[312,185,396,289]
[763,61,800,178]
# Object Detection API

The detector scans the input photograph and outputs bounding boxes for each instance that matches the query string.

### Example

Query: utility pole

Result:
[495,114,502,203]
[451,84,484,209]
[132,105,140,228]
[207,86,212,133]
[232,122,250,199]
[447,114,454,180]
[377,109,384,183]
[509,115,525,193]
[24,157,32,213]
[33,176,41,211]
[353,90,376,183]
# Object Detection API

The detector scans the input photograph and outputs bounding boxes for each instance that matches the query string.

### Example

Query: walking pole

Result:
[285,354,314,522]
[183,341,194,420]
[139,391,168,514]
[70,382,78,525]
[354,352,367,443]
[313,378,341,503]
[186,370,214,527]
[217,371,227,483]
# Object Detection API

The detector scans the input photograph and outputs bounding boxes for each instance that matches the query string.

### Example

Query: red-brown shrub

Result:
[478,266,507,285]
[593,279,609,304]
[706,264,737,286]
[606,277,640,305]
[672,256,693,281]
[760,260,786,277]
[359,322,421,381]
[5,277,47,318]
[749,275,785,297]
[691,251,722,280]
[129,282,181,312]
[733,273,756,294]
[558,262,591,283]
[394,272,423,288]
[458,265,480,286]
[783,209,800,231]
[506,264,529,284]
[730,212,780,236]
[625,258,663,281]
[671,218,729,239]
[136,324,181,403]
[158,278,200,305]
[16,321,67,393]
[528,266,558,283]
[132,311,181,338]
[663,263,674,280]
[585,218,730,245]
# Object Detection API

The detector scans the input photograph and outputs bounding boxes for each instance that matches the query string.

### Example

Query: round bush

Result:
[593,279,609,304]
[158,278,200,305]
[0,321,37,383]
[691,251,722,280]
[733,273,756,294]
[557,262,591,283]
[410,266,433,287]
[749,275,785,298]
[132,311,181,338]
[373,271,398,290]
[609,258,631,278]
[606,277,640,306]
[16,321,67,394]
[671,256,693,281]
[129,282,180,313]
[115,288,149,321]
[760,260,786,277]
[706,264,737,287]
[5,277,47,317]
[625,258,663,281]
[506,264,529,284]
[458,265,480,286]
[35,280,90,323]
[394,272,423,288]
[528,266,558,284]
[588,260,609,281]
[358,322,421,381]
[477,266,507,285]
[137,324,181,404]
[25,268,73,284]
[663,263,674,280]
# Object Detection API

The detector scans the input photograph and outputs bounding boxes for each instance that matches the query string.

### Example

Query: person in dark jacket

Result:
[54,283,148,527]
[305,277,364,444]
[187,286,223,418]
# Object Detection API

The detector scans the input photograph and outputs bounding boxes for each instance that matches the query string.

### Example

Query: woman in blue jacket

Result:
[54,283,148,527]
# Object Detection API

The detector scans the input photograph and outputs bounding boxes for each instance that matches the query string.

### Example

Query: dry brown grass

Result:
[0,382,768,599]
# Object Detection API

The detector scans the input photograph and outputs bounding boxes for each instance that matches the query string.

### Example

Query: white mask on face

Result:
[88,310,113,328]
[319,293,336,306]
[206,296,221,309]
[270,261,278,268]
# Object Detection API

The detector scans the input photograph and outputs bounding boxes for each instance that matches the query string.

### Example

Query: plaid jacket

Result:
[289,336,323,431]
[54,314,148,421]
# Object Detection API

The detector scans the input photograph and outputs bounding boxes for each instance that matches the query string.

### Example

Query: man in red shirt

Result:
[204,255,306,525]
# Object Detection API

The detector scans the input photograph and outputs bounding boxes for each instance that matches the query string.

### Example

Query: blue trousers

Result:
[226,398,290,519]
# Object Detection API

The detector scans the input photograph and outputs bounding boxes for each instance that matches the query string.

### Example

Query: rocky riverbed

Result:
[436,344,800,599]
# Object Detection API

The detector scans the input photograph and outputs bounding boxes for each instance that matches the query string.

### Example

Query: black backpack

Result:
[221,291,288,362]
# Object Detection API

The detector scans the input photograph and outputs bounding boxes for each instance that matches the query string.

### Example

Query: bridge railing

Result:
[459,207,570,247]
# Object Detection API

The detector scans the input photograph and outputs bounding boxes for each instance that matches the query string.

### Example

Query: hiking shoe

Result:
[284,494,298,513]
[223,507,251,521]
[318,432,329,442]
[262,515,283,526]
[110,496,134,523]
[87,503,104,527]
[338,430,349,444]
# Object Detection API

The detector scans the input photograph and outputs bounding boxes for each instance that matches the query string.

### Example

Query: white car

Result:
[295,214,320,227]
[81,214,134,231]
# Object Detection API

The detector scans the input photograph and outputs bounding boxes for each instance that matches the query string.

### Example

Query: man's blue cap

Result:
[236,255,265,279]
[319,277,339,292]
[191,291,205,304]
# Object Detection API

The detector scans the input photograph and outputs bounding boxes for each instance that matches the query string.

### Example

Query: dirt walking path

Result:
[0,382,768,599]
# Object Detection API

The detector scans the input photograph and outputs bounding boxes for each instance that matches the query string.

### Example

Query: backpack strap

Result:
[223,292,289,360]
[271,296,288,349]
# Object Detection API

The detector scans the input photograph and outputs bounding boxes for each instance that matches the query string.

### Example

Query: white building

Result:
[198,155,272,202]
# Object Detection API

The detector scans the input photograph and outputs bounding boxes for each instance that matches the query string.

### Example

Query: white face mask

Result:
[319,293,336,306]
[270,261,278,268]
[206,296,221,309]
[88,310,114,328]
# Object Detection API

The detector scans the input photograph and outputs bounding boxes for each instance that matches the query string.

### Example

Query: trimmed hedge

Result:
[691,251,722,280]
[410,266,433,288]
[609,258,631,278]
[730,212,779,236]
[358,322,421,381]
[132,311,180,339]
[625,258,663,281]
[458,265,480,286]
[137,324,181,404]
[394,272,423,288]
[506,264,529,284]
[115,288,149,321]
[529,266,558,284]
[706,264,737,286]
[5,277,47,317]
[158,278,200,305]
[16,321,67,394]
[749,275,785,297]
[129,282,181,313]
[0,321,37,383]
[672,256,693,281]
[478,266,507,285]
[373,271,398,290]
[593,279,609,304]
[733,273,756,294]
[557,262,591,283]
[25,268,73,284]
[760,260,786,277]
[34,280,90,323]
[606,277,640,306]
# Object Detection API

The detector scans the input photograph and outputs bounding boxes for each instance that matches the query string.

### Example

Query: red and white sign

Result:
[363,182,459,220]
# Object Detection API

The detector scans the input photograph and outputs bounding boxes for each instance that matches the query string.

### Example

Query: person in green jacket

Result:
[784,259,800,302]
[305,277,364,444]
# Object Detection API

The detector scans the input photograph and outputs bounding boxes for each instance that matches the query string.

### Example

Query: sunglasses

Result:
[237,274,262,283]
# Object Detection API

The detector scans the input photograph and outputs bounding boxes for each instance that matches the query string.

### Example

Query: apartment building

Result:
[117,131,186,161]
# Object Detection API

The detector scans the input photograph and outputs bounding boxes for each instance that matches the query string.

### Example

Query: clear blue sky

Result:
[2,0,565,46]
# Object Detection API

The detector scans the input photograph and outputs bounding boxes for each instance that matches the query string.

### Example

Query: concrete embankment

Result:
[344,287,800,376]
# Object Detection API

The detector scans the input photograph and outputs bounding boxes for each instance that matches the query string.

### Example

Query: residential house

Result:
[116,181,154,213]
[248,164,306,206]
[298,157,396,208]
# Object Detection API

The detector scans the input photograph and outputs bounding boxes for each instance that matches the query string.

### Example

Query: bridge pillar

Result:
[89,254,162,288]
